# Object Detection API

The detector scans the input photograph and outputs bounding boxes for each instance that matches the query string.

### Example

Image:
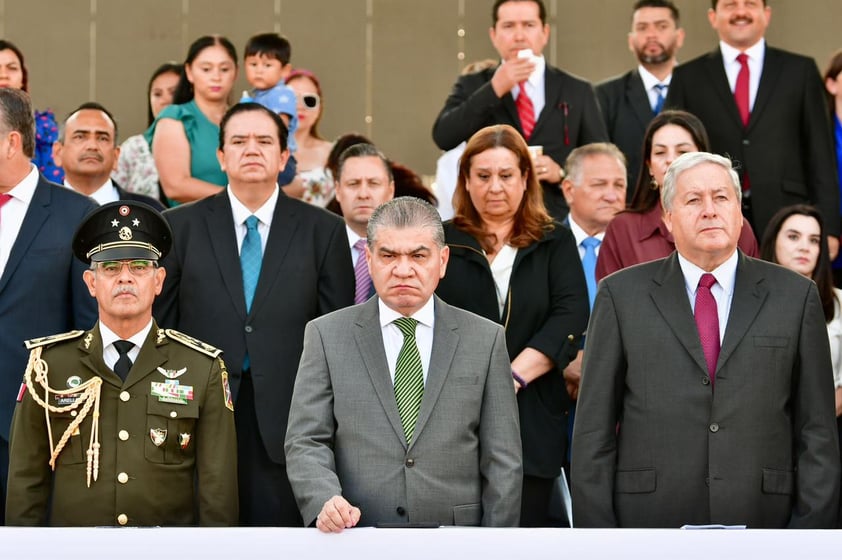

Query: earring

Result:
[649,174,659,190]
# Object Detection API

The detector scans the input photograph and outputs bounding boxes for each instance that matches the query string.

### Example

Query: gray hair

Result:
[366,196,445,249]
[0,88,35,158]
[564,142,627,186]
[661,151,742,211]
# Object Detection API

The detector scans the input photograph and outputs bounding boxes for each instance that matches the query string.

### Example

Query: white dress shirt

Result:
[567,215,605,261]
[677,250,739,345]
[720,39,765,111]
[511,54,547,120]
[100,319,153,373]
[379,297,435,385]
[346,224,365,267]
[228,186,279,255]
[490,245,517,320]
[638,65,672,112]
[0,164,40,276]
[65,178,120,206]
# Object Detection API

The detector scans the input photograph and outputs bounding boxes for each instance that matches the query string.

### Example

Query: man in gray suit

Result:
[572,151,840,528]
[285,197,522,531]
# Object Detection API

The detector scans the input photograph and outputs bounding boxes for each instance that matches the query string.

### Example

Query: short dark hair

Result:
[326,132,372,180]
[633,0,680,24]
[244,33,292,66]
[218,102,288,152]
[61,101,119,144]
[0,40,27,92]
[336,143,393,183]
[0,88,35,158]
[492,0,546,25]
[173,35,238,105]
[710,0,766,8]
[146,62,181,125]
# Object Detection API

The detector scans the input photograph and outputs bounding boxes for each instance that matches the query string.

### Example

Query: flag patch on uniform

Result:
[16,382,26,402]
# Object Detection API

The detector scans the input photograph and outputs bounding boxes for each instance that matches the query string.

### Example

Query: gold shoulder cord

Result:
[23,347,103,487]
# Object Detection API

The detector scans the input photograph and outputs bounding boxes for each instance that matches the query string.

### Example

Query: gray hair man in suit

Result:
[285,196,523,532]
[572,151,840,528]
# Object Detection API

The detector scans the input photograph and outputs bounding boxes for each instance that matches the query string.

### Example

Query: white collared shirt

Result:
[567,215,605,261]
[677,249,739,345]
[346,224,365,267]
[228,186,279,255]
[638,65,672,112]
[720,39,765,111]
[379,297,435,385]
[511,54,547,119]
[100,318,153,373]
[0,164,40,276]
[64,178,119,206]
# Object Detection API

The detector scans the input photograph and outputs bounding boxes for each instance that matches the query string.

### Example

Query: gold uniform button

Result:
[117,472,129,484]
[117,514,128,526]
[118,430,129,441]
[169,411,177,418]
[119,391,130,402]
[70,410,78,417]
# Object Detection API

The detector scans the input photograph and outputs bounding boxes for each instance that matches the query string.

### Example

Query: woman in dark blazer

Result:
[436,124,589,527]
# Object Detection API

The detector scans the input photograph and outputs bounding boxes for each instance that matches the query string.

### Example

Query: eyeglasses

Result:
[95,260,157,277]
[298,93,320,110]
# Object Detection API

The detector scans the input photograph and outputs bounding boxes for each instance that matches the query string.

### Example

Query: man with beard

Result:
[596,0,684,198]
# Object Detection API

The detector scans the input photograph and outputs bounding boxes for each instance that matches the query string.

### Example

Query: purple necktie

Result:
[353,238,371,304]
[694,273,720,384]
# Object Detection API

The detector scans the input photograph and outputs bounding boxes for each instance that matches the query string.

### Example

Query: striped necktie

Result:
[516,81,535,140]
[393,317,424,444]
[653,83,667,115]
[353,238,372,304]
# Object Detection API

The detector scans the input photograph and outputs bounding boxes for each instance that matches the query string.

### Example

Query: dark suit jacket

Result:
[596,69,654,200]
[432,65,608,220]
[667,46,840,237]
[572,252,841,528]
[154,190,354,463]
[436,222,589,479]
[0,175,97,442]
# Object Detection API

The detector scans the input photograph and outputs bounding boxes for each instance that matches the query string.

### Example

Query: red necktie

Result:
[694,273,720,384]
[516,81,535,141]
[0,193,11,226]
[734,53,750,127]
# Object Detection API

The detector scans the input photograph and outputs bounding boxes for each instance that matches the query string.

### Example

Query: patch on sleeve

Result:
[16,382,26,402]
[220,358,234,412]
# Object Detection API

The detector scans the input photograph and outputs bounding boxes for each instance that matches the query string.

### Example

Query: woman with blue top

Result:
[148,35,237,205]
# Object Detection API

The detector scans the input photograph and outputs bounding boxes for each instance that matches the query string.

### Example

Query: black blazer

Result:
[596,69,655,200]
[435,222,589,478]
[667,46,840,237]
[155,190,354,463]
[432,65,608,220]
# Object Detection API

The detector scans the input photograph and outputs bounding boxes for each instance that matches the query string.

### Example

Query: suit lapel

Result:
[717,253,767,373]
[747,48,782,132]
[410,296,458,450]
[249,194,299,316]
[533,66,562,139]
[354,299,407,445]
[203,192,248,320]
[627,71,654,127]
[704,49,743,127]
[650,254,710,376]
[496,65,521,130]
[0,177,50,296]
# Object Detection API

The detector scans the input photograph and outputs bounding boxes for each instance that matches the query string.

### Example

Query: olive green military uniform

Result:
[5,322,238,526]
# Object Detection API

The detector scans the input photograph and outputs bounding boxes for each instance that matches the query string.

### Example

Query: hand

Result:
[563,350,583,400]
[490,57,536,98]
[828,235,839,261]
[316,495,362,533]
[835,387,842,418]
[532,155,562,184]
[513,378,521,394]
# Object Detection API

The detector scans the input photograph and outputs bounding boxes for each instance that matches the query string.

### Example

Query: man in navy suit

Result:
[596,0,684,197]
[0,88,97,522]
[54,102,164,211]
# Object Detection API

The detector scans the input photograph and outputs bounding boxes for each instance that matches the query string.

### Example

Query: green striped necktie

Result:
[393,317,424,443]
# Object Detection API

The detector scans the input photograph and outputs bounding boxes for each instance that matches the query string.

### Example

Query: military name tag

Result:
[54,393,81,407]
[150,380,193,405]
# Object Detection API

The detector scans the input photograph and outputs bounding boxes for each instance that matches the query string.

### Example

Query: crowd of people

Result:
[2,0,842,531]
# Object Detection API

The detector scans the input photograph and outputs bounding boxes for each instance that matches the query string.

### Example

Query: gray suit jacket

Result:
[572,252,840,528]
[285,296,522,527]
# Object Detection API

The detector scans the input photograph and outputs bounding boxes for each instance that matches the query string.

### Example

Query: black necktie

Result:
[113,340,134,381]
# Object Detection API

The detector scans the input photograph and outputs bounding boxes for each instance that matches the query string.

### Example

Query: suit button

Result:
[117,472,129,484]
[119,391,130,402]
[709,423,720,433]
[701,377,710,386]
[70,410,77,417]
[405,458,415,468]
[396,506,406,516]
[170,411,178,418]
[117,513,128,526]
[118,430,129,441]
[245,325,253,333]
[742,139,750,145]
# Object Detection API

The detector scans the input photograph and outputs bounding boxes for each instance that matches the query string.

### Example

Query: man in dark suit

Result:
[333,143,394,304]
[0,88,97,523]
[432,0,607,221]
[572,151,840,528]
[54,102,164,211]
[155,103,354,526]
[596,0,684,198]
[666,0,839,256]
[285,197,522,531]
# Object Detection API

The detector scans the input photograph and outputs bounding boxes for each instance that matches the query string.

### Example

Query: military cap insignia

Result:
[164,329,222,358]
[24,330,85,350]
[118,226,133,241]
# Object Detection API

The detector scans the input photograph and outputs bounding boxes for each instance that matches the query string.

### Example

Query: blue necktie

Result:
[653,83,667,115]
[581,237,600,310]
[241,215,263,314]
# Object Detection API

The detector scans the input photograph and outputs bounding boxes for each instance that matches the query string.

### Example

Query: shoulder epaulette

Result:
[24,330,86,350]
[164,329,222,358]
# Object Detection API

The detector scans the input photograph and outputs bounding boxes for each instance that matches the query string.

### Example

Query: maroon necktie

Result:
[734,53,750,127]
[694,273,720,384]
[516,81,535,141]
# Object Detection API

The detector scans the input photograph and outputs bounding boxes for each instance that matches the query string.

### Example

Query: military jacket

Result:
[6,321,238,526]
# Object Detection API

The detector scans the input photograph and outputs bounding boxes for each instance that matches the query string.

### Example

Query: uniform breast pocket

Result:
[144,397,200,464]
[48,411,85,465]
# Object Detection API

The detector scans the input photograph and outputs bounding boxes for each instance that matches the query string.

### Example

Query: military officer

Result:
[5,201,238,526]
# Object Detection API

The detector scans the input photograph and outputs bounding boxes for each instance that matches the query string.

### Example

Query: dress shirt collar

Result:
[638,65,671,89]
[567,214,605,247]
[99,318,153,353]
[228,185,279,227]
[346,224,364,251]
[5,164,39,204]
[719,38,765,66]
[378,296,435,331]
[65,178,119,206]
[677,248,738,298]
